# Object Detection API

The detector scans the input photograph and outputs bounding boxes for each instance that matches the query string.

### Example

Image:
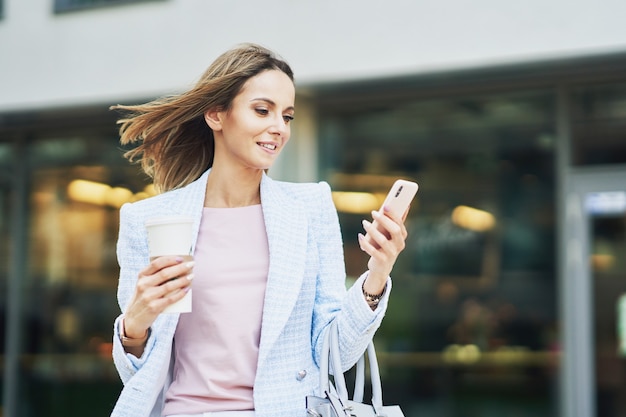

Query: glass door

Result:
[563,168,626,417]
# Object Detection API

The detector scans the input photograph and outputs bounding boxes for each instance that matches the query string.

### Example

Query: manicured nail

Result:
[358,233,365,241]
[186,273,194,281]
[362,219,371,228]
[371,210,380,218]
[175,256,184,263]
[185,261,195,269]
[184,287,191,293]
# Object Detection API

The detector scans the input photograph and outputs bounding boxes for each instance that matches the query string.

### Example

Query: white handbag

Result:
[306,321,405,417]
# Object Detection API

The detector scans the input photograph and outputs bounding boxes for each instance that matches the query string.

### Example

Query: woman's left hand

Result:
[358,205,409,291]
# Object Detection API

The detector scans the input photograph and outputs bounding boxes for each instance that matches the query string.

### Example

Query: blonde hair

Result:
[111,43,294,193]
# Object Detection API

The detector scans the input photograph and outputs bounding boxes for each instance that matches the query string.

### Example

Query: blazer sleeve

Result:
[112,202,158,383]
[311,182,391,371]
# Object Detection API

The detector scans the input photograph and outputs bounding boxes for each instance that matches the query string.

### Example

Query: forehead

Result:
[238,70,295,105]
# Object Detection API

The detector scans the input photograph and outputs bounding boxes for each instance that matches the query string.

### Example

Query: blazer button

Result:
[296,370,307,381]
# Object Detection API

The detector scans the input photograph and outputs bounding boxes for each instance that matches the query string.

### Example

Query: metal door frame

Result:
[561,165,626,417]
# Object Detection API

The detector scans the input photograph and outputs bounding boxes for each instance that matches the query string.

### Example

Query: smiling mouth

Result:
[258,143,277,150]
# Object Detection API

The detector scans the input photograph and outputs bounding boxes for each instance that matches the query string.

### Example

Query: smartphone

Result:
[365,179,419,246]
[379,179,419,219]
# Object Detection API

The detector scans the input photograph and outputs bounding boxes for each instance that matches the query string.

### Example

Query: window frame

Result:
[54,0,166,13]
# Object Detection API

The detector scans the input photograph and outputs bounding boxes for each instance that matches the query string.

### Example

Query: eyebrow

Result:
[251,97,295,112]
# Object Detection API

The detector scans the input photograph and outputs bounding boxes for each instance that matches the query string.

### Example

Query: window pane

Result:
[571,82,626,166]
[20,134,151,416]
[591,209,626,417]
[319,90,557,416]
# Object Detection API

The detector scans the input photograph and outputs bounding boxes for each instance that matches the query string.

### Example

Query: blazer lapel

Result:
[257,174,308,366]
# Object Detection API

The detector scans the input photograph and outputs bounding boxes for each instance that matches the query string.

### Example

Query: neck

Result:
[204,165,263,208]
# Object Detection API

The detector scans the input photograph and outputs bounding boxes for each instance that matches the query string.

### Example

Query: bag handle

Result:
[319,321,349,398]
[322,321,386,414]
[318,321,350,417]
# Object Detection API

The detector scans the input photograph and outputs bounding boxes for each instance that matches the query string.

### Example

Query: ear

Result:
[204,109,223,131]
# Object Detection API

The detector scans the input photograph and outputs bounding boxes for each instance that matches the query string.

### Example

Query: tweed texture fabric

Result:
[110,170,391,417]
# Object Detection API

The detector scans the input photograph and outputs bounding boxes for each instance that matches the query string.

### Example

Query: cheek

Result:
[243,117,270,137]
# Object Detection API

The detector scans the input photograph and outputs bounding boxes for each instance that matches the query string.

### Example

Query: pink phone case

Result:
[365,179,419,246]
[379,179,419,218]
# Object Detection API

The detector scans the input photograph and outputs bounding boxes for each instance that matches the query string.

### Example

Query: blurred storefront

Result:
[1,52,625,417]
[2,1,626,416]
[311,57,626,417]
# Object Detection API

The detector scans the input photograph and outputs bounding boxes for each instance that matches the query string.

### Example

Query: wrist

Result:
[121,317,149,347]
[362,271,387,294]
[362,278,386,309]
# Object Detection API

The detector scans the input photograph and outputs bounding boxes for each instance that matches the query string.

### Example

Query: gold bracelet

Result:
[121,318,149,347]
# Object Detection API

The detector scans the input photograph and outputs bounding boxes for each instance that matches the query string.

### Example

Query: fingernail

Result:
[186,273,194,281]
[184,287,191,293]
[185,261,195,269]
[362,219,371,228]
[382,205,390,212]
[175,257,184,263]
[371,210,380,218]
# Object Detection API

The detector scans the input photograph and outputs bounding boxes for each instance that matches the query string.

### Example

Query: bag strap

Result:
[353,353,365,402]
[328,320,349,401]
[319,322,331,393]
[326,320,386,414]
[319,320,350,417]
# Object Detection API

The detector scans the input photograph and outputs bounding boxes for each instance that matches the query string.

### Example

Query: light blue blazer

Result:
[110,169,391,417]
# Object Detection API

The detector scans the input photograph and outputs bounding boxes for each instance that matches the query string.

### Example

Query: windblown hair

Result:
[110,43,294,193]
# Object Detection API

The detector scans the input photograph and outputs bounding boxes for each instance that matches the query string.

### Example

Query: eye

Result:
[255,108,269,116]
[283,114,294,123]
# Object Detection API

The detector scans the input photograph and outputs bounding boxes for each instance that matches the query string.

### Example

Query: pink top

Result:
[162,205,269,415]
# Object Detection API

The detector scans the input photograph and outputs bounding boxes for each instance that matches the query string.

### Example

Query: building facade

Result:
[1,0,626,416]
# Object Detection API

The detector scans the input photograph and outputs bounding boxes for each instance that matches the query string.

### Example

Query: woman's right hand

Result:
[123,256,194,340]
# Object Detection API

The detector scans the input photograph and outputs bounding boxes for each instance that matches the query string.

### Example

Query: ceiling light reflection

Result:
[67,179,156,208]
[451,205,496,232]
[332,191,385,214]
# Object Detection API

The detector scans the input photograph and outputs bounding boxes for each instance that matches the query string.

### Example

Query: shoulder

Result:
[269,178,332,202]
[120,172,207,219]
[268,179,335,215]
[266,179,337,226]
[120,188,182,217]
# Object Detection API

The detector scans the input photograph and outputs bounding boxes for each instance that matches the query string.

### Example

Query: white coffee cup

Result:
[145,216,194,313]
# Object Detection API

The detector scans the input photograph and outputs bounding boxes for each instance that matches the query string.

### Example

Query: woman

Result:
[110,43,409,417]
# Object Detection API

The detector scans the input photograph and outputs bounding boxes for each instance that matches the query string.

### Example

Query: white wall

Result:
[2,0,626,111]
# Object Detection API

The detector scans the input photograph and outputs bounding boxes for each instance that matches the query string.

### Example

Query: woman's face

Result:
[206,69,295,171]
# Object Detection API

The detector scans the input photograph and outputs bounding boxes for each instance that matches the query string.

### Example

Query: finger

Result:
[144,259,195,287]
[362,219,388,248]
[376,209,409,244]
[358,232,378,257]
[140,256,186,277]
[401,206,410,222]
[381,205,406,224]
[157,260,194,286]
[134,286,190,318]
[362,225,398,260]
[153,287,191,311]
[372,210,402,240]
[136,273,192,310]
[157,273,193,297]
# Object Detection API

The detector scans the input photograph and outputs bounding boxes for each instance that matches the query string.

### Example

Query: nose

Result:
[269,115,289,136]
